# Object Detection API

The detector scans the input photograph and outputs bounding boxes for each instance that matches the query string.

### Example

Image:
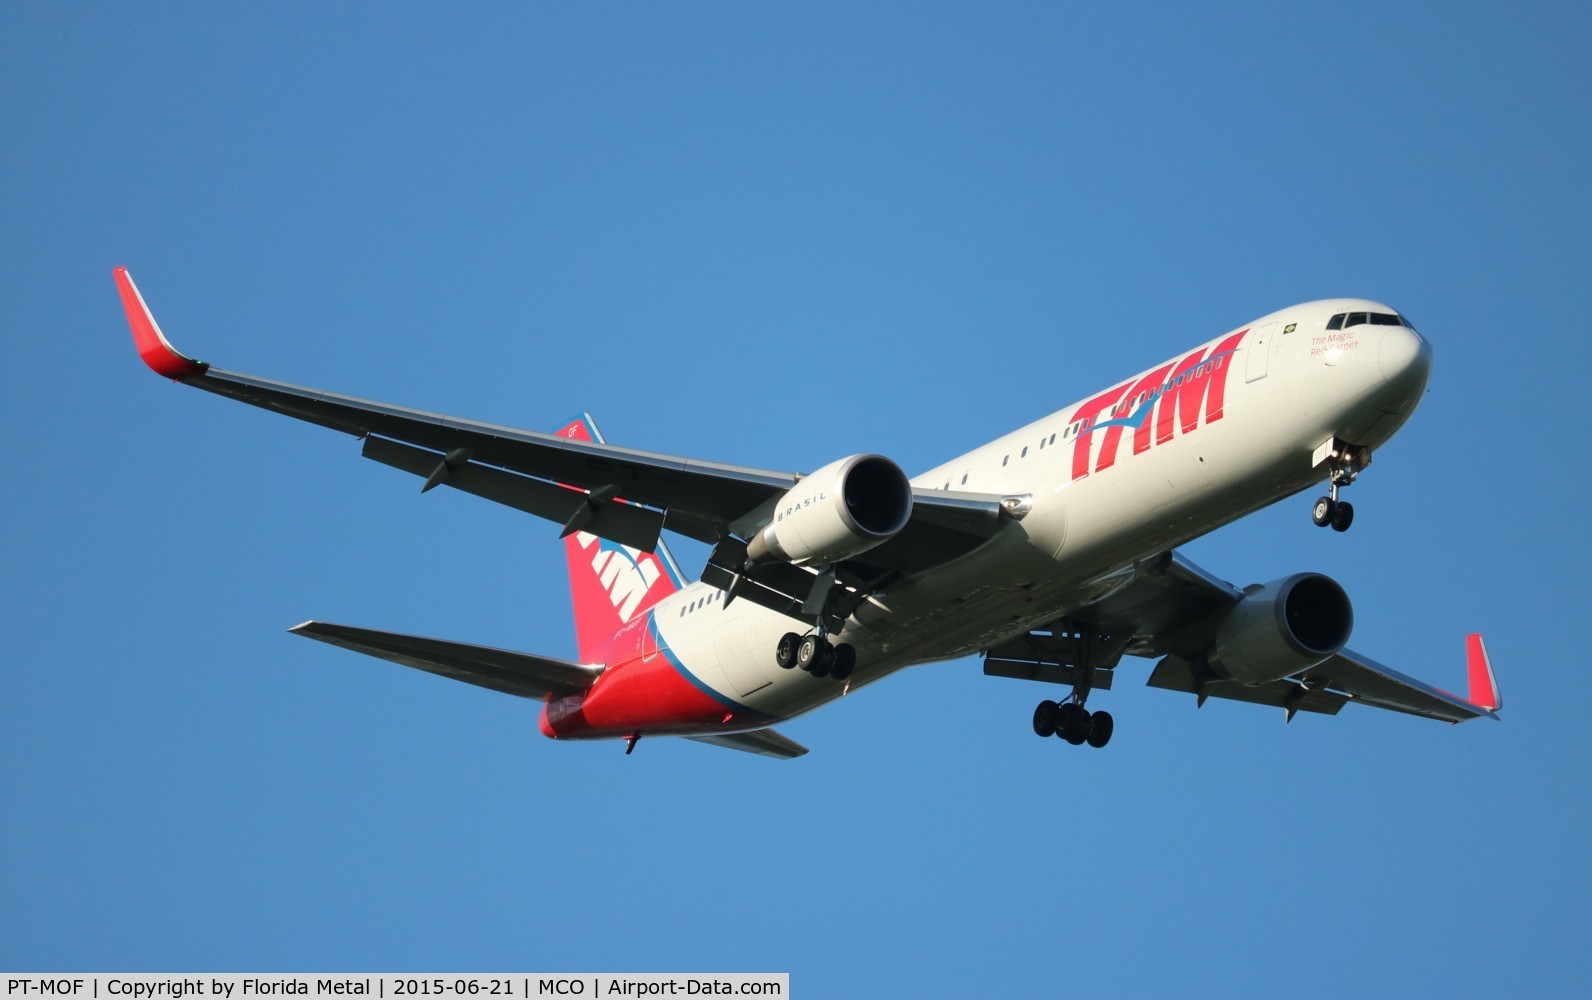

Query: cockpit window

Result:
[1326,310,1410,330]
[1398,313,1417,332]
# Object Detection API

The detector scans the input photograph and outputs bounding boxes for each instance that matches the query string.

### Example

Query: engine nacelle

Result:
[1207,573,1354,685]
[746,454,913,566]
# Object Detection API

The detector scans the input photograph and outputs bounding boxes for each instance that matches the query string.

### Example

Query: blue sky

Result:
[3,2,1589,995]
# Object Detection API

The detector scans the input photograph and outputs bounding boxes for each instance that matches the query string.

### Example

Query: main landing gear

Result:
[1032,698,1114,749]
[776,631,855,681]
[1311,456,1359,532]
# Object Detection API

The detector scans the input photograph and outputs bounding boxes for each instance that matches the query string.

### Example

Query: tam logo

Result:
[573,531,662,620]
[1069,329,1248,481]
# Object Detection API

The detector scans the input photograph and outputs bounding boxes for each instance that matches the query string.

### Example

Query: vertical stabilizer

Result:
[553,415,685,662]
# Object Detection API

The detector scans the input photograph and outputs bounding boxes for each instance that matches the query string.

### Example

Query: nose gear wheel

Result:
[1312,446,1365,532]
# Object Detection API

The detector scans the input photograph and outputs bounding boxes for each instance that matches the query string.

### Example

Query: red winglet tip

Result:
[1465,633,1501,712]
[114,267,208,380]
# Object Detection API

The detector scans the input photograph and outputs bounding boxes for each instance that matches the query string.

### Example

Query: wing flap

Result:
[289,621,601,700]
[361,435,664,551]
[687,729,809,759]
[1148,655,1348,716]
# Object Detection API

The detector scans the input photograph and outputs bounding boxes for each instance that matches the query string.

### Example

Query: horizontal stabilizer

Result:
[289,621,601,700]
[687,728,809,759]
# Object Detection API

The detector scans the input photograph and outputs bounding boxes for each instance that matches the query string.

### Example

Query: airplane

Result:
[115,267,1501,759]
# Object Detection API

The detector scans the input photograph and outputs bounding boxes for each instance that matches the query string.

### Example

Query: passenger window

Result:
[1326,314,1344,330]
[1049,433,1056,444]
[960,473,968,485]
[1021,447,1028,458]
[1002,455,1009,466]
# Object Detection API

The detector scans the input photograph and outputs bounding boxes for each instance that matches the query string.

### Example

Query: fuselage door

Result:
[1245,322,1277,383]
[643,612,661,661]
[716,617,771,697]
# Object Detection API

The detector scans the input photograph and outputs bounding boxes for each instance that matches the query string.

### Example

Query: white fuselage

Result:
[646,300,1430,727]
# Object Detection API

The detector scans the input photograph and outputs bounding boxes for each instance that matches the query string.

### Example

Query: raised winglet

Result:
[113,267,208,380]
[1466,633,1502,712]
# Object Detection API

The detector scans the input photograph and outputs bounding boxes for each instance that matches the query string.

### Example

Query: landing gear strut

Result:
[1312,449,1362,532]
[777,631,854,681]
[1027,623,1115,749]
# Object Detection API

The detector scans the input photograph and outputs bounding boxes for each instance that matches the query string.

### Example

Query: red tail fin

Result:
[553,415,684,662]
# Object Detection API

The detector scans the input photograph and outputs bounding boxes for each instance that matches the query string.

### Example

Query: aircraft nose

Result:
[1376,325,1432,412]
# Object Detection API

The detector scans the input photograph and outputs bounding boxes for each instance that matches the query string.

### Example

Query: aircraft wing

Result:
[117,269,1006,586]
[990,550,1501,724]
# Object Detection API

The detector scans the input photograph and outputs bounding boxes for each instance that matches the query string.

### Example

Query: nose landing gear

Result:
[1311,451,1362,533]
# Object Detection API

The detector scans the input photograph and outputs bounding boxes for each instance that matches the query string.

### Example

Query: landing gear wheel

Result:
[813,641,835,677]
[1057,703,1090,745]
[830,643,856,681]
[775,632,800,669]
[1085,710,1114,748]
[796,634,823,673]
[1312,496,1336,527]
[1032,700,1060,738]
[1331,501,1355,533]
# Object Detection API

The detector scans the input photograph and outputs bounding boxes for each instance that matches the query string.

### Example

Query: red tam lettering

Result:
[1095,362,1175,472]
[1069,382,1133,481]
[1154,329,1248,446]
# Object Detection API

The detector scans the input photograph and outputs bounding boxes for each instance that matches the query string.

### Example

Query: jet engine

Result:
[745,454,913,566]
[1206,573,1354,685]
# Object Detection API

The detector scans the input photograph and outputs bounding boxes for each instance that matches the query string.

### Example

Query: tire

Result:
[796,634,822,672]
[775,632,800,669]
[1085,710,1114,748]
[1057,702,1089,745]
[815,641,836,675]
[1032,700,1060,738]
[830,643,856,681]
[1312,496,1336,527]
[1331,501,1355,533]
